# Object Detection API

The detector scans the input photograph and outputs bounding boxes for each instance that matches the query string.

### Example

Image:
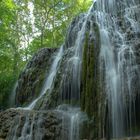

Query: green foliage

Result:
[28,0,92,51]
[0,0,27,108]
[0,73,16,109]
[0,0,92,108]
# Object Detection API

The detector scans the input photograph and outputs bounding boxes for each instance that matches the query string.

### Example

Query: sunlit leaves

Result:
[0,0,93,108]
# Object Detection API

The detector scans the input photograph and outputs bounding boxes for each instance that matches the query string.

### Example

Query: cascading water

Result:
[61,2,94,104]
[5,0,140,139]
[56,105,87,140]
[54,4,94,140]
[94,0,140,138]
[7,46,64,140]
[25,46,63,110]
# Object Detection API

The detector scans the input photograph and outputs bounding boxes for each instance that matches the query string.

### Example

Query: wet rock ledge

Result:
[0,108,62,140]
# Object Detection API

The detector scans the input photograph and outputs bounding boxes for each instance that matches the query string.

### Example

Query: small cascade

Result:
[61,3,94,104]
[9,82,18,107]
[6,111,41,140]
[57,104,88,140]
[17,113,36,140]
[6,110,61,140]
[26,46,63,109]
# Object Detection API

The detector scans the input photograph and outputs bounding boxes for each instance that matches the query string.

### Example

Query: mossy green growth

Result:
[81,31,99,118]
[81,23,101,139]
[20,67,47,107]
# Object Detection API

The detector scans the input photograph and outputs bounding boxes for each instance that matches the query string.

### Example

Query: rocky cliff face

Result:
[15,48,57,107]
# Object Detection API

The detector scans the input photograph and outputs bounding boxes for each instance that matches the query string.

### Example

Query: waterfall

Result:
[54,4,95,140]
[61,3,94,104]
[94,0,140,138]
[5,0,140,139]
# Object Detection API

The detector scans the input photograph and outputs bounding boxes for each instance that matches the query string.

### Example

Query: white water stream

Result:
[24,46,63,110]
[95,0,140,138]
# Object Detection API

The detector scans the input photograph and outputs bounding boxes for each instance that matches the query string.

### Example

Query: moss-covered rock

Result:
[15,48,58,107]
[80,22,105,139]
[0,109,62,140]
[34,47,76,110]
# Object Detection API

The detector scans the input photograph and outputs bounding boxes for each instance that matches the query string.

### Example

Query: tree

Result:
[0,0,92,108]
[0,0,32,108]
